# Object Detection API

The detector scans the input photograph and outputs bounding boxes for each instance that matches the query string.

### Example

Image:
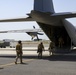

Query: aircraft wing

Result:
[0,29,43,33]
[51,12,76,19]
[0,12,76,22]
[0,17,34,22]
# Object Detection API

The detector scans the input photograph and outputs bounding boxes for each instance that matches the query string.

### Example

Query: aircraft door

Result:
[53,26,71,49]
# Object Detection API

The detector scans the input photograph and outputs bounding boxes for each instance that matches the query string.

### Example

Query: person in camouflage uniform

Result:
[48,42,55,56]
[15,40,23,64]
[37,42,45,58]
[58,37,64,48]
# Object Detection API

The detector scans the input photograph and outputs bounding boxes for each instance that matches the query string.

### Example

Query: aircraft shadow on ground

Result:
[0,55,76,62]
[44,55,76,61]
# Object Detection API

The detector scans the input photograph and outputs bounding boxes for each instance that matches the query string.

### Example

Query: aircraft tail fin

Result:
[34,0,55,13]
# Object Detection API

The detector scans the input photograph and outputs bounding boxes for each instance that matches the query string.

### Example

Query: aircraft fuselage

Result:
[31,10,61,26]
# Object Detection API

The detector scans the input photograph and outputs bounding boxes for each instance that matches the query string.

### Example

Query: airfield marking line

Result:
[0,59,35,68]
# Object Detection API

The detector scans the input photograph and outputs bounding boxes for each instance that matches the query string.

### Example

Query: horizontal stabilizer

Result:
[0,17,34,22]
[51,12,76,19]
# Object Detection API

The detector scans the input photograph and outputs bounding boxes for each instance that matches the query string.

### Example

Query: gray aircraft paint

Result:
[0,0,76,48]
[34,0,76,46]
[34,0,55,13]
[63,20,76,46]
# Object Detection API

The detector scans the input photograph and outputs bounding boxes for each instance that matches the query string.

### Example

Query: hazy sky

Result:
[0,0,76,41]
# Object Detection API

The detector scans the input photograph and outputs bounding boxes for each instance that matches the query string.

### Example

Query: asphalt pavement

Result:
[0,48,76,75]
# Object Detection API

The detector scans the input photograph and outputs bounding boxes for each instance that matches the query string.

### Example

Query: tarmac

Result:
[0,47,49,56]
[0,47,76,56]
[0,47,76,75]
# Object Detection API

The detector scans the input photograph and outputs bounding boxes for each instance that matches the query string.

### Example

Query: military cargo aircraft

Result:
[0,0,76,52]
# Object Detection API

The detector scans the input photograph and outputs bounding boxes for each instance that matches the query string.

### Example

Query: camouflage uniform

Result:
[48,42,55,56]
[15,41,23,64]
[58,37,64,48]
[37,42,44,58]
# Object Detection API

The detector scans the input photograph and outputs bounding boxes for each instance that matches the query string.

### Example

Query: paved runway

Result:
[0,47,49,56]
[0,47,76,75]
[0,47,76,55]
